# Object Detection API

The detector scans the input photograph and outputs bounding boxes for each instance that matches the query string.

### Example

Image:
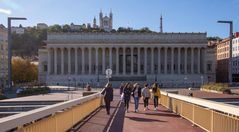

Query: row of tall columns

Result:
[123,48,126,75]
[131,48,134,75]
[137,48,140,75]
[164,49,167,73]
[185,49,187,74]
[171,49,174,74]
[178,48,181,74]
[144,48,147,75]
[116,48,119,75]
[47,47,204,76]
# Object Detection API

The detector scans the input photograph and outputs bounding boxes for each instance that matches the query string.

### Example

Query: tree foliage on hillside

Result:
[207,36,222,41]
[12,57,38,84]
[12,28,47,57]
[117,27,154,33]
[11,25,154,57]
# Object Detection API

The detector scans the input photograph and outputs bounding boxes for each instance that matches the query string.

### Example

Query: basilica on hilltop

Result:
[92,10,113,32]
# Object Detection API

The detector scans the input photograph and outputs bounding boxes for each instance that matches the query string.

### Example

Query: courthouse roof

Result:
[45,32,207,44]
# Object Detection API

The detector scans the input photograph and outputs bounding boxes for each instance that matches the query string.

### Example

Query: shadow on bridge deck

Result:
[70,90,204,132]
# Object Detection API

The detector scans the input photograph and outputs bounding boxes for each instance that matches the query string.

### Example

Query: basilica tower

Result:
[93,17,97,28]
[98,10,113,32]
[109,10,113,29]
[160,15,163,33]
[99,10,103,28]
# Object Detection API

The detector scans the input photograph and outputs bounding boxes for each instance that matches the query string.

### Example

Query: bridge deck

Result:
[72,89,204,132]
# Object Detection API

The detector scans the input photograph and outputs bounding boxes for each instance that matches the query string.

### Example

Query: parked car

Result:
[16,88,24,94]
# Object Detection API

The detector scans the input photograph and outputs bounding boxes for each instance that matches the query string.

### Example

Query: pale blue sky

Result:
[0,0,238,38]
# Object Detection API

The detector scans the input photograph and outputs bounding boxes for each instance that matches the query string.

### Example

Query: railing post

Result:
[180,100,183,119]
[17,126,23,132]
[211,110,214,132]
[192,104,195,126]
[55,115,58,132]
[72,108,74,127]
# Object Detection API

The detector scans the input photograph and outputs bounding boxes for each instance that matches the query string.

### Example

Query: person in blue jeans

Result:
[132,83,141,112]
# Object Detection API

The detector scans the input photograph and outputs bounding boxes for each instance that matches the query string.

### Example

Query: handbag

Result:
[121,93,124,100]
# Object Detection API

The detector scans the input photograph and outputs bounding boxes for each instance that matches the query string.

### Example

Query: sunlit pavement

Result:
[74,89,204,132]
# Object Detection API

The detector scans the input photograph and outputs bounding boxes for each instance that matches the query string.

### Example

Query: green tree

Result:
[12,27,47,56]
[62,24,71,32]
[48,24,62,32]
[139,27,152,33]
[207,36,222,41]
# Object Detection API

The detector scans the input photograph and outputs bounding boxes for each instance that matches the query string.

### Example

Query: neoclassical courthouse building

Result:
[39,11,215,87]
[38,32,216,87]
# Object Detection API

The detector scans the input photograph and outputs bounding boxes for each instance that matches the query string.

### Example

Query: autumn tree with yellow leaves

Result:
[12,57,38,84]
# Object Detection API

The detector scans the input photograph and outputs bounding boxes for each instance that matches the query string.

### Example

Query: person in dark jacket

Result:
[101,83,113,115]
[123,83,132,113]
[119,83,124,95]
[132,83,141,112]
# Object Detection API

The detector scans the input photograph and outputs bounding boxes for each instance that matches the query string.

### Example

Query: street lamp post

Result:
[184,76,188,88]
[73,78,76,90]
[200,75,204,86]
[7,17,27,90]
[217,20,233,86]
[96,65,100,88]
[68,77,71,100]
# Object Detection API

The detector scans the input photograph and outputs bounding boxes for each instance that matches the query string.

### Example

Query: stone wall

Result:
[47,32,207,44]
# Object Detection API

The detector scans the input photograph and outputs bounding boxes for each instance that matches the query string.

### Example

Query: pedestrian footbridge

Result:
[0,89,238,132]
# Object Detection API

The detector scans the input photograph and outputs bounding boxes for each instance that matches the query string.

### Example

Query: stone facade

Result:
[206,45,216,82]
[216,38,230,82]
[11,25,25,34]
[0,24,8,89]
[38,32,214,87]
[232,36,239,82]
[37,23,48,30]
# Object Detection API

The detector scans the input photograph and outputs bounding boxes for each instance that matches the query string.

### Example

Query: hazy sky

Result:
[0,0,238,38]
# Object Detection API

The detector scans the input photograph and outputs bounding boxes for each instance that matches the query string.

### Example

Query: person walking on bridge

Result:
[132,83,141,112]
[101,83,113,115]
[123,83,132,113]
[151,83,161,111]
[142,83,150,111]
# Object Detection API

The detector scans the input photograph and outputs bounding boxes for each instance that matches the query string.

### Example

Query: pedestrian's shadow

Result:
[125,116,167,122]
[108,102,125,132]
[144,112,179,117]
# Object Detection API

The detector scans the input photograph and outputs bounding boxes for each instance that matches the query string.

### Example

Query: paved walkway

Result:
[73,89,204,132]
[69,90,121,132]
[118,103,203,132]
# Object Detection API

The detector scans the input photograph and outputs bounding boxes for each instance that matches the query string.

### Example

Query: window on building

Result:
[44,65,47,72]
[207,64,212,72]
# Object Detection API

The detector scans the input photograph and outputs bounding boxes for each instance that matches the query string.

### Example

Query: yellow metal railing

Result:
[0,92,103,132]
[160,93,239,132]
[17,97,102,132]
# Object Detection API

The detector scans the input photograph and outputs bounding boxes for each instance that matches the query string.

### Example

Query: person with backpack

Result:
[142,83,150,111]
[151,83,161,111]
[132,83,141,112]
[101,83,113,115]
